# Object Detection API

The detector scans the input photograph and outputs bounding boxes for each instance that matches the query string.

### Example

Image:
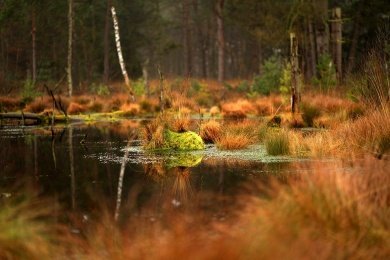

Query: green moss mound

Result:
[164,130,205,150]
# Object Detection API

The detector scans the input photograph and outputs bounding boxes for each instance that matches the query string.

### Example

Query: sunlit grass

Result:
[265,130,290,155]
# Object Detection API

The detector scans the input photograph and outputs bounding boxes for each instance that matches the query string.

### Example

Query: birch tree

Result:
[111,6,134,99]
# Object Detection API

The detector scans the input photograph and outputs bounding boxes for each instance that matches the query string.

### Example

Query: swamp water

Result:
[0,120,331,227]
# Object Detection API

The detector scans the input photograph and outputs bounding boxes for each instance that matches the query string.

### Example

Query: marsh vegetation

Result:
[1,0,390,259]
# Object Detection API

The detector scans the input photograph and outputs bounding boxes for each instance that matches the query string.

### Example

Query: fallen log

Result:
[0,112,43,124]
[0,112,70,125]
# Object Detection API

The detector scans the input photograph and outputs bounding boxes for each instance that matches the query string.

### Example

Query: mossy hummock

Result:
[163,130,205,150]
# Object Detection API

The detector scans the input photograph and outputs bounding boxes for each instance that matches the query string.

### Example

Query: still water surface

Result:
[0,120,320,223]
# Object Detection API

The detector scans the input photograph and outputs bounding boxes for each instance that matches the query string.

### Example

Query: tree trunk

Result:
[31,6,37,84]
[111,6,134,99]
[142,59,149,97]
[183,0,192,77]
[215,0,225,82]
[103,0,111,84]
[346,1,364,75]
[308,19,317,77]
[290,33,299,114]
[331,7,342,82]
[67,0,73,97]
[314,0,329,58]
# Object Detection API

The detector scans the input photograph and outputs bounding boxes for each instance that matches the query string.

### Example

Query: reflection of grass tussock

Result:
[172,167,193,202]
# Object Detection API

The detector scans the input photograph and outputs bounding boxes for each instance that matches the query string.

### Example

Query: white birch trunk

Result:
[111,6,134,99]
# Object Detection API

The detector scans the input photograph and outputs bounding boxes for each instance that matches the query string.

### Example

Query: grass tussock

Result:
[168,111,192,133]
[142,116,166,149]
[67,102,87,115]
[221,99,255,119]
[216,131,253,150]
[119,103,141,116]
[232,158,390,259]
[215,120,260,150]
[0,97,20,112]
[336,107,390,158]
[0,193,68,259]
[24,99,48,113]
[200,120,222,143]
[265,130,290,155]
[300,102,321,127]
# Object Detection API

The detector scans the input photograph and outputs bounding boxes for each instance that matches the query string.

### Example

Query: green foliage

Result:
[21,79,41,104]
[90,83,110,96]
[252,55,282,95]
[191,80,203,92]
[279,63,291,96]
[312,54,336,90]
[265,131,290,156]
[237,80,250,93]
[133,78,146,97]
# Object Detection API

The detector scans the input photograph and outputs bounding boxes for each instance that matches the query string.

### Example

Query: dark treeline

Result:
[0,0,389,93]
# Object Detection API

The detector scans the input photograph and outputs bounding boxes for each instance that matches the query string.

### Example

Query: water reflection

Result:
[0,120,310,224]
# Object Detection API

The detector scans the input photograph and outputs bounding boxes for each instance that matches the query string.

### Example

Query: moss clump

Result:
[164,130,205,150]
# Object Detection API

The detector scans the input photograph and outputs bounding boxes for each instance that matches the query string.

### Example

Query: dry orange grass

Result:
[142,116,166,149]
[209,106,220,117]
[119,103,140,116]
[169,116,192,132]
[303,93,360,114]
[221,99,255,119]
[229,158,390,259]
[215,121,259,150]
[216,132,253,150]
[335,107,390,157]
[24,97,51,113]
[170,92,198,111]
[200,120,222,143]
[67,102,87,114]
[0,96,20,111]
